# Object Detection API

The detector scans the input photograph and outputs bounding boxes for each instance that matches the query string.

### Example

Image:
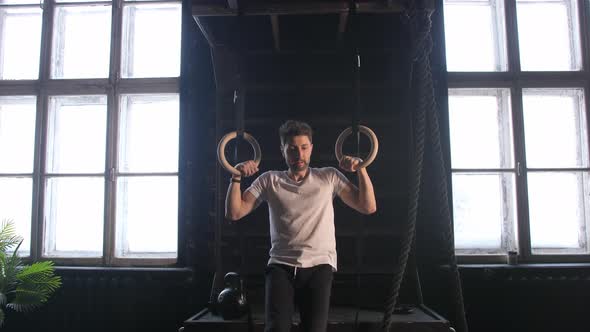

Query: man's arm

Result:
[337,157,377,215]
[225,180,259,221]
[225,160,260,221]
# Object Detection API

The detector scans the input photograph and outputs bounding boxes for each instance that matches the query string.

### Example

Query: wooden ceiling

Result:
[190,0,434,94]
[190,0,434,53]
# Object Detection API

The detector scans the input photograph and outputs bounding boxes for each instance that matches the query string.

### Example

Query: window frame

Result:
[445,0,590,264]
[0,0,180,266]
[448,88,518,256]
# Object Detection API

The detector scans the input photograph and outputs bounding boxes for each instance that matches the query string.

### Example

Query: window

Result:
[516,0,581,71]
[443,0,507,72]
[0,4,42,79]
[448,89,518,254]
[0,0,181,265]
[522,88,589,254]
[444,0,590,262]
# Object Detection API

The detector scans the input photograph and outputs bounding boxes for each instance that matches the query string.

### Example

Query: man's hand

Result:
[235,160,259,178]
[339,156,362,172]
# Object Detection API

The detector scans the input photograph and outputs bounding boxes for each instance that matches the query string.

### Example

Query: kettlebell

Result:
[217,272,248,319]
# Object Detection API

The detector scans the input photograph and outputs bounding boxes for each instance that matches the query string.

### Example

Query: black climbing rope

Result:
[381,2,469,332]
[381,2,428,328]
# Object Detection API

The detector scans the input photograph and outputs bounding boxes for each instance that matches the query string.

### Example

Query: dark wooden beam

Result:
[356,1,404,13]
[193,2,347,17]
[242,82,392,92]
[192,5,236,17]
[270,15,280,52]
[227,0,239,10]
[337,12,349,41]
[238,48,399,56]
[192,0,432,17]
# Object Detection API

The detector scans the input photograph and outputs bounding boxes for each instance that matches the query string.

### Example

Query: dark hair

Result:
[279,120,313,146]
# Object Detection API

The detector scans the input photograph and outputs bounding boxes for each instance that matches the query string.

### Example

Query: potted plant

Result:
[0,220,61,326]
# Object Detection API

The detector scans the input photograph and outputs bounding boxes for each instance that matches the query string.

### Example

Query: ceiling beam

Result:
[242,82,392,92]
[193,0,433,17]
[356,1,404,13]
[270,15,280,52]
[227,0,239,10]
[193,3,346,17]
[337,12,349,41]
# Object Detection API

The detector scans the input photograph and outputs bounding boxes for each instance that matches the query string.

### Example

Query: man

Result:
[225,120,376,332]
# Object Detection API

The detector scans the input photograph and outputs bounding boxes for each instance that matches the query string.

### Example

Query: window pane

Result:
[443,0,507,72]
[0,177,32,256]
[528,172,589,253]
[0,7,42,79]
[0,96,36,173]
[55,0,112,2]
[523,89,588,168]
[121,3,181,78]
[453,173,517,252]
[448,89,514,168]
[51,5,112,79]
[0,0,39,4]
[118,94,179,173]
[115,176,177,257]
[47,95,107,173]
[516,0,581,71]
[44,177,104,257]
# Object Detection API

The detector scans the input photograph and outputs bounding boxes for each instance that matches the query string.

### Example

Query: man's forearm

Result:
[225,178,243,220]
[357,167,377,214]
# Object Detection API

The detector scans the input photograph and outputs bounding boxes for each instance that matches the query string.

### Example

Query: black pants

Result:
[264,263,333,332]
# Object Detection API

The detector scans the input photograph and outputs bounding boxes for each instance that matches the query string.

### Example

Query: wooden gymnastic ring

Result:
[217,131,262,176]
[334,125,379,168]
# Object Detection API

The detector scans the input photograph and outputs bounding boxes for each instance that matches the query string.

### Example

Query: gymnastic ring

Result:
[335,125,379,169]
[217,131,262,176]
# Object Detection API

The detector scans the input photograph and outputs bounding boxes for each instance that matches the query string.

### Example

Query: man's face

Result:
[281,135,313,173]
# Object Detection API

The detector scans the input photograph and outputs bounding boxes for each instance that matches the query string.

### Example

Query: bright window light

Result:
[118,94,179,173]
[448,89,514,169]
[0,178,33,256]
[46,95,107,174]
[115,176,178,258]
[443,0,507,71]
[522,89,588,168]
[453,173,517,252]
[0,6,42,79]
[516,0,581,71]
[51,5,112,78]
[448,88,517,254]
[0,96,37,173]
[528,172,589,252]
[44,176,104,257]
[121,3,181,78]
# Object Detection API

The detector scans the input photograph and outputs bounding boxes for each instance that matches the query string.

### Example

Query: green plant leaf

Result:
[0,220,61,325]
[17,262,61,286]
[0,220,21,253]
[0,245,22,295]
[0,220,23,284]
[9,261,61,308]
[6,300,41,313]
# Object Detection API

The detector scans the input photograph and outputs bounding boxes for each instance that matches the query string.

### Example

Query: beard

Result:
[287,159,309,172]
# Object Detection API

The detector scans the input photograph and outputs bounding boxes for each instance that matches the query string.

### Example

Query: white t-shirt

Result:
[246,167,350,271]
